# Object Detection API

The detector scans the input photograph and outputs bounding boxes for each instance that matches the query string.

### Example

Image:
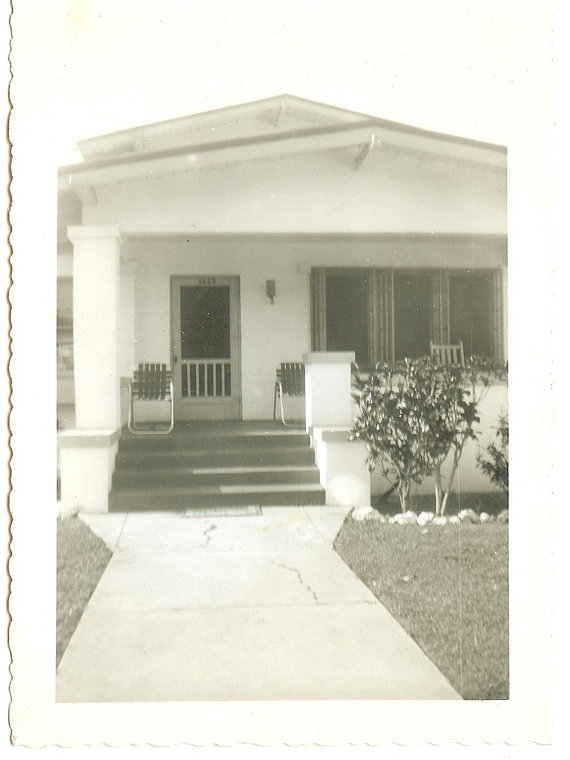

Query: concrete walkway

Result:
[56,507,461,701]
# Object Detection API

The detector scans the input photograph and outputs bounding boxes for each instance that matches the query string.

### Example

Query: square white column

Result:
[69,226,122,430]
[302,351,355,430]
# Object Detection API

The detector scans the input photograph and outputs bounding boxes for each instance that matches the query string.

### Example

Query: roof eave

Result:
[60,118,506,191]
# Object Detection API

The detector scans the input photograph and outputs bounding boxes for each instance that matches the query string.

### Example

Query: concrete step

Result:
[118,431,311,453]
[116,446,316,469]
[108,483,326,511]
[112,465,321,489]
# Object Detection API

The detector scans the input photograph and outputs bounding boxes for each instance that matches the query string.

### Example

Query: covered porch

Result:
[58,224,507,514]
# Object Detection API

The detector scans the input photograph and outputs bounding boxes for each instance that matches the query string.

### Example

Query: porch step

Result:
[118,431,311,452]
[112,465,321,489]
[108,483,326,511]
[109,423,326,511]
[116,446,316,469]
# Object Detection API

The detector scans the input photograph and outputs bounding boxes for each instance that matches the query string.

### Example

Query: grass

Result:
[334,500,509,700]
[57,517,113,667]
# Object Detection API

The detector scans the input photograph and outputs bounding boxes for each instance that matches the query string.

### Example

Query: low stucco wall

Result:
[368,382,508,497]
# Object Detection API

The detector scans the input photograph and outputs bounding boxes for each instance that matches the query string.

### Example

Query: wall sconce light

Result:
[266,280,276,305]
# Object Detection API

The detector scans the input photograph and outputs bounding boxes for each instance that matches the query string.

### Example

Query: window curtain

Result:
[310,268,327,351]
[431,269,450,345]
[375,269,394,364]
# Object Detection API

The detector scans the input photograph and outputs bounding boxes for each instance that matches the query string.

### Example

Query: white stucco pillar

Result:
[59,226,122,514]
[302,351,369,507]
[119,261,136,428]
[119,261,136,378]
[302,351,355,430]
[69,226,122,430]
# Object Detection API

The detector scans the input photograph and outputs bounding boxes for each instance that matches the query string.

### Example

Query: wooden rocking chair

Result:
[273,362,305,427]
[128,363,174,435]
[430,340,465,367]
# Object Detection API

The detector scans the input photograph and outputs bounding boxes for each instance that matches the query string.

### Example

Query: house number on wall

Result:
[199,277,216,286]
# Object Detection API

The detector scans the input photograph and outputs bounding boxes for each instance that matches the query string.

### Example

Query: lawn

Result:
[334,507,509,700]
[57,517,113,667]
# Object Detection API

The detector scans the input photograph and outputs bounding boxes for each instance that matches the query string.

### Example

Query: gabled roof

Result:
[59,94,506,194]
[75,94,371,161]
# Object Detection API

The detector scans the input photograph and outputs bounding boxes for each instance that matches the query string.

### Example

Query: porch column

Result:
[302,351,355,430]
[302,351,370,508]
[59,226,122,514]
[119,260,136,428]
[70,226,122,430]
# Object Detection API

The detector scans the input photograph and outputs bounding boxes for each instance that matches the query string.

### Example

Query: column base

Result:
[58,429,120,514]
[312,428,370,507]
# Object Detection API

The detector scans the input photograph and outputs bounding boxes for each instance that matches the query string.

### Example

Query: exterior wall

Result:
[83,150,506,235]
[125,236,506,421]
[129,239,310,420]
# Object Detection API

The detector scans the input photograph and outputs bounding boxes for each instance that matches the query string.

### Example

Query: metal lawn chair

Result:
[128,363,174,435]
[430,340,465,366]
[273,362,305,427]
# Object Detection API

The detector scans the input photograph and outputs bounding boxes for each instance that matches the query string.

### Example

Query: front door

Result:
[172,276,241,420]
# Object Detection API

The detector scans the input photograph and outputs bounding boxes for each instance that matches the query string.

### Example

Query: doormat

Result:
[184,505,262,518]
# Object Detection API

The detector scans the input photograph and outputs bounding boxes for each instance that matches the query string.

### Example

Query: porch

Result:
[60,350,371,513]
[57,223,508,513]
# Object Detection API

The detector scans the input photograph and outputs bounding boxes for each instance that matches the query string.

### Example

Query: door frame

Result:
[170,275,242,421]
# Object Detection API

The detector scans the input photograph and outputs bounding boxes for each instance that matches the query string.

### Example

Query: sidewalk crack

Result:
[201,524,217,548]
[272,560,319,604]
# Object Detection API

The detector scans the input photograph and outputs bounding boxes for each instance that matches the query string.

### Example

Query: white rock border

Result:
[351,506,508,525]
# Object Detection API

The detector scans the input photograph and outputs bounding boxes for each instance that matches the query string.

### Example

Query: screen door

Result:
[172,276,241,420]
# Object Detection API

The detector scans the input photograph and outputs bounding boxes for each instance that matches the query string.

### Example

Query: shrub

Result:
[351,357,507,514]
[351,359,447,512]
[429,356,507,515]
[477,413,509,493]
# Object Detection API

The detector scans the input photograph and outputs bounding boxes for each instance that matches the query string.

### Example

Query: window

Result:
[393,273,432,360]
[311,267,504,365]
[449,271,492,357]
[325,273,371,366]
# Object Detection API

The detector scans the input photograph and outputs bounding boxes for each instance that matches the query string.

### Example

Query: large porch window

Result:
[325,272,371,366]
[311,267,504,367]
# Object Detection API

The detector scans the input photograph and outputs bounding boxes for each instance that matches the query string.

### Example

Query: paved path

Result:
[56,507,460,701]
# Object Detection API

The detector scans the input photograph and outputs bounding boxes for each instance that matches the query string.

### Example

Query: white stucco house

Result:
[57,95,507,513]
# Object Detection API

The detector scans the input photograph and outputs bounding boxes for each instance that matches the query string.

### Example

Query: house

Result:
[57,94,507,513]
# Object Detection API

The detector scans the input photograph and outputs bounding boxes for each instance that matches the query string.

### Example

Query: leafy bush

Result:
[477,413,509,493]
[429,356,507,514]
[351,357,507,514]
[351,359,449,512]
